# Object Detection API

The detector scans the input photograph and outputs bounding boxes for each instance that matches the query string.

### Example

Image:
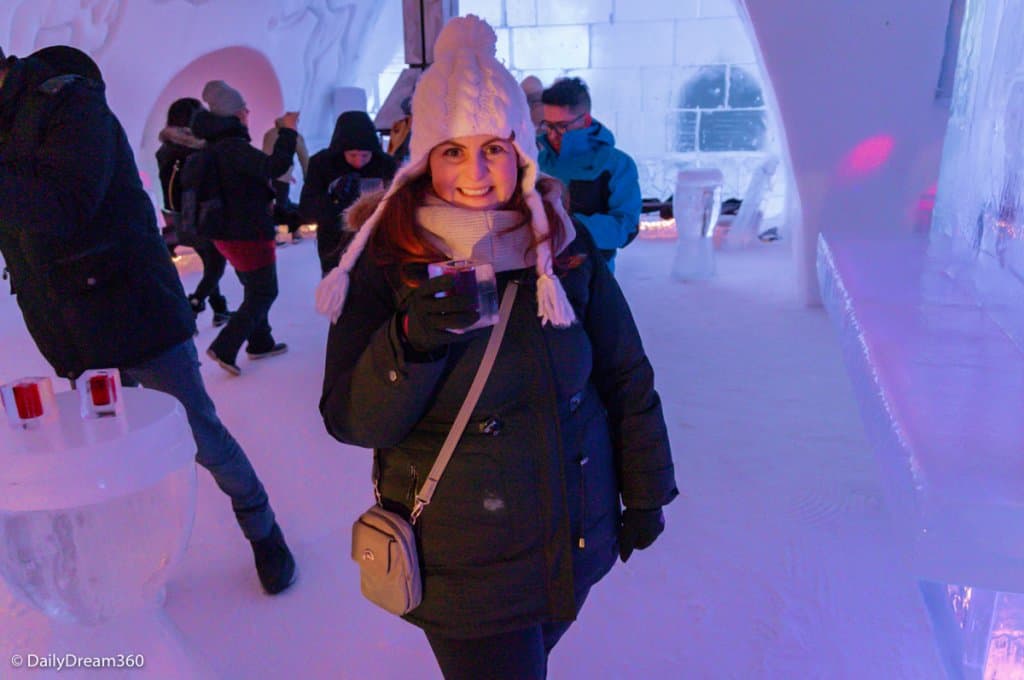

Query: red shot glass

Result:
[76,368,123,419]
[1,377,57,429]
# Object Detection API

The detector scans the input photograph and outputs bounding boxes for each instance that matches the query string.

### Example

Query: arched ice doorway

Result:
[137,47,284,208]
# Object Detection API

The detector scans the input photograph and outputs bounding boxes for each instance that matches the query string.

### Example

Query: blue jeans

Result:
[121,340,275,541]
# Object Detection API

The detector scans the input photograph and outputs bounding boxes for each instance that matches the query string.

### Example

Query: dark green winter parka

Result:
[320,215,677,639]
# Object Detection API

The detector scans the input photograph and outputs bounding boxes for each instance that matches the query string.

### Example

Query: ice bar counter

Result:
[0,387,203,677]
[818,232,1024,680]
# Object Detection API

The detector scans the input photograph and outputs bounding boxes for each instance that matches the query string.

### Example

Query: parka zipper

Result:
[577,455,589,549]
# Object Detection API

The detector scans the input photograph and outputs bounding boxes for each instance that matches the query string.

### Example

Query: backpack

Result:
[178,144,225,243]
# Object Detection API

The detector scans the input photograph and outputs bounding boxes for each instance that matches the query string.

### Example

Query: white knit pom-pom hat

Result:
[315,14,576,328]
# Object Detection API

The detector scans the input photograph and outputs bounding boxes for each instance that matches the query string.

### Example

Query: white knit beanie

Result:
[315,14,575,328]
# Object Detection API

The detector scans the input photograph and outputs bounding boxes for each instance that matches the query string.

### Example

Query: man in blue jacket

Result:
[0,46,295,595]
[537,77,641,272]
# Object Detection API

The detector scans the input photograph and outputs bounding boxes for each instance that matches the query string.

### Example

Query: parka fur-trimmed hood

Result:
[158,125,205,149]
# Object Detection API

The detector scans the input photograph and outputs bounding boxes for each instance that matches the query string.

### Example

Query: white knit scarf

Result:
[416,195,575,273]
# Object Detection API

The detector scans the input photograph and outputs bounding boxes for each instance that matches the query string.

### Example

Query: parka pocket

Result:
[47,243,137,365]
[416,450,513,568]
[48,242,129,295]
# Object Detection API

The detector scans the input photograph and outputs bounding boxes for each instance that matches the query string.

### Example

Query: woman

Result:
[155,96,232,326]
[300,109,397,276]
[317,16,676,680]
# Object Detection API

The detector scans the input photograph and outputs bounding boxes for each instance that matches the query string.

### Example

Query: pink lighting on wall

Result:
[838,134,895,180]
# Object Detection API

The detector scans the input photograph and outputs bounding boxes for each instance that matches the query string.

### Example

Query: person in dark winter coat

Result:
[192,80,298,376]
[155,96,233,326]
[316,17,677,680]
[0,47,296,595]
[262,118,309,240]
[300,109,397,276]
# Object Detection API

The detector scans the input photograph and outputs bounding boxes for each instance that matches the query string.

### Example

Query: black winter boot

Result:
[188,295,205,319]
[208,294,233,327]
[251,523,296,595]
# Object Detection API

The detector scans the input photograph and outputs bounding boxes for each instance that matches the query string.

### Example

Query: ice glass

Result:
[427,260,500,332]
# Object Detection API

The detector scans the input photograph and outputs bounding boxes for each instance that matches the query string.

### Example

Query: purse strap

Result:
[408,280,519,524]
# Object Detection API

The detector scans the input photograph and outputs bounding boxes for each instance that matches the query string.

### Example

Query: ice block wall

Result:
[931,1,1024,347]
[457,0,790,230]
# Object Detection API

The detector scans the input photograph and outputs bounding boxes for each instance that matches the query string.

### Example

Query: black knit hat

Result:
[167,97,202,127]
[329,110,381,153]
[29,45,103,83]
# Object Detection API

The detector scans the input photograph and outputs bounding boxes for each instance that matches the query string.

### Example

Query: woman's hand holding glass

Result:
[399,275,481,353]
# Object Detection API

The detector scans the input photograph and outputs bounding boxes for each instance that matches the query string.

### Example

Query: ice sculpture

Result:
[671,168,722,281]
[0,388,206,677]
[728,155,779,246]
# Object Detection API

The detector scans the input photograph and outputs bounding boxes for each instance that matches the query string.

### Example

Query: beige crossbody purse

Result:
[351,281,519,615]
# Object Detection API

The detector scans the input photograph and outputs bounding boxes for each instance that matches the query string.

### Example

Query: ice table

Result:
[0,388,207,678]
[818,232,1024,680]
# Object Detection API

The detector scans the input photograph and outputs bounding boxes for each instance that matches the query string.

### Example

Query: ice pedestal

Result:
[0,389,210,678]
[818,233,1024,680]
[671,168,722,281]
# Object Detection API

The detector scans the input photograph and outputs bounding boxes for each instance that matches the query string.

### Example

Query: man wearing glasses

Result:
[537,77,641,272]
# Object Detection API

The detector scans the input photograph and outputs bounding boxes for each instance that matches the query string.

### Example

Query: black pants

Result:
[191,239,227,304]
[317,227,353,277]
[208,262,278,362]
[425,620,574,680]
[272,180,302,234]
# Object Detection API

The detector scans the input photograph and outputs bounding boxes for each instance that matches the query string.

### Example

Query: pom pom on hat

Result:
[433,13,496,56]
[315,15,575,328]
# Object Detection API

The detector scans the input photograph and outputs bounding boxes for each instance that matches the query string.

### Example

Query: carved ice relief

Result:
[8,0,124,57]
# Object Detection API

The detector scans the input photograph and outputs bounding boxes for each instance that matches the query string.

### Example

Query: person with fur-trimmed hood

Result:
[300,109,397,276]
[0,46,296,596]
[317,16,677,679]
[155,96,233,326]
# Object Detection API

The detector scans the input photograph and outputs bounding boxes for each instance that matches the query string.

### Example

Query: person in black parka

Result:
[155,96,233,326]
[300,109,396,276]
[0,47,296,596]
[191,80,298,375]
[316,17,677,680]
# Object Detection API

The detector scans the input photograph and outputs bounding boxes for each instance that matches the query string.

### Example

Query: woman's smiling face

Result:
[428,135,519,210]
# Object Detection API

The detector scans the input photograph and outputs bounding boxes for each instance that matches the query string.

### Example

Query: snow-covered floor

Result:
[0,235,944,678]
